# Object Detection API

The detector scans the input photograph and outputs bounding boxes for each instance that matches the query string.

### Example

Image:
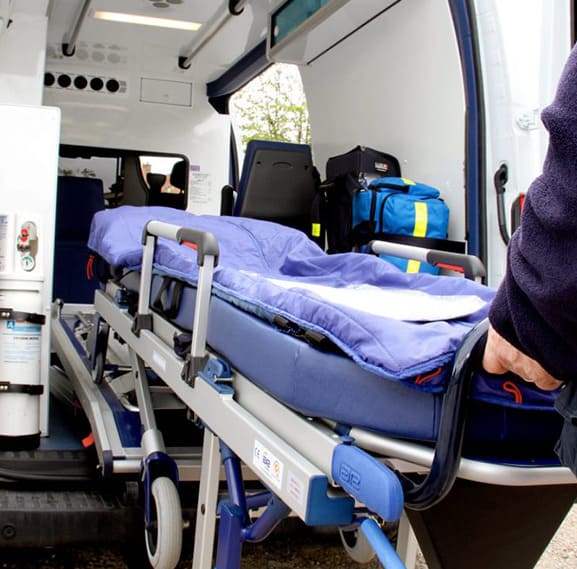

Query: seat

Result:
[53,176,105,303]
[146,172,167,206]
[164,159,187,209]
[148,162,187,209]
[169,160,186,192]
[221,140,319,236]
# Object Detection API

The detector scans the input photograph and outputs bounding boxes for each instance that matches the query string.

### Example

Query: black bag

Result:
[322,146,401,253]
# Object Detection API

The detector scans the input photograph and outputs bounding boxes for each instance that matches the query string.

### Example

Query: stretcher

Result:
[53,206,577,569]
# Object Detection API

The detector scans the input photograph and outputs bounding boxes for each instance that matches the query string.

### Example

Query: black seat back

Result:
[53,176,105,303]
[146,172,166,206]
[231,140,318,234]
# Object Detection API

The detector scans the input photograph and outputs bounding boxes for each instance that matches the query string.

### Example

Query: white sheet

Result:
[257,276,486,322]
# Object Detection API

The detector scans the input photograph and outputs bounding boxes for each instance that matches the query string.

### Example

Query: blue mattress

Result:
[90,207,563,458]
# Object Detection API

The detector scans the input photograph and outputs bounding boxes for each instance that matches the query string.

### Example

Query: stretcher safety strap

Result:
[407,202,428,273]
[152,277,185,319]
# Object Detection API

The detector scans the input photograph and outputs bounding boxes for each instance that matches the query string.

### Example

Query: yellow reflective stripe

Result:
[407,202,428,273]
[413,202,428,237]
[406,259,421,273]
[401,177,416,186]
[311,223,321,237]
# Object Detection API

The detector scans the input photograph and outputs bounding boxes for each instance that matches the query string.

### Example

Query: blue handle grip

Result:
[332,445,403,522]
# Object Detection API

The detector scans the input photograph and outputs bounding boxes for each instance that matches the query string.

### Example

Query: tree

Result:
[231,64,311,147]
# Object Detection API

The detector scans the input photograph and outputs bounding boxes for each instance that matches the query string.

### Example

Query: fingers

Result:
[482,324,562,391]
[533,376,563,391]
[516,363,562,391]
[482,349,508,374]
[482,326,509,375]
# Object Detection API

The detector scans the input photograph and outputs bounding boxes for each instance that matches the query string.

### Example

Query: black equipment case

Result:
[322,146,401,253]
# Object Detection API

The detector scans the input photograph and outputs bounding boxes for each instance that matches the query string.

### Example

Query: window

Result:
[230,63,311,157]
[59,146,188,210]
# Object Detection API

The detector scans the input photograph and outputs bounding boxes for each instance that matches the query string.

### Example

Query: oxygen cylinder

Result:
[0,289,45,450]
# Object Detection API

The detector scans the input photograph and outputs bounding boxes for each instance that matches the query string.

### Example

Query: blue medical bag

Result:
[352,177,450,274]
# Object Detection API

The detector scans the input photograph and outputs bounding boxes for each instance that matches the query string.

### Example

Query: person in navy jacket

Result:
[482,44,577,474]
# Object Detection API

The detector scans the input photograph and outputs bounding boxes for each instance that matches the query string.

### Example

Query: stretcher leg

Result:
[215,441,291,569]
[215,443,246,569]
[130,348,183,569]
[88,314,109,384]
[396,512,418,569]
[193,428,221,569]
[219,442,250,522]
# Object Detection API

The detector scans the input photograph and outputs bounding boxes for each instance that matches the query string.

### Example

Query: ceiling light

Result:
[93,11,202,31]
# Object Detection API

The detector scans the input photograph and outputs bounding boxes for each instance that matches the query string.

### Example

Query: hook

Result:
[229,0,244,16]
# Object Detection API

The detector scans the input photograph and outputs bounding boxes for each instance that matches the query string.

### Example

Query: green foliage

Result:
[231,64,311,147]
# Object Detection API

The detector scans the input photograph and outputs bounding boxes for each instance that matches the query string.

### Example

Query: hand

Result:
[482,324,562,391]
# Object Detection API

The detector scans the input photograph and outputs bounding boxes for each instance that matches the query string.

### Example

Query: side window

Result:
[230,63,311,160]
[140,156,186,197]
[58,148,188,210]
[59,155,117,196]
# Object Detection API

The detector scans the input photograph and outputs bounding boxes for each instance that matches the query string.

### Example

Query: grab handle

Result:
[368,239,485,281]
[494,163,510,245]
[142,220,219,266]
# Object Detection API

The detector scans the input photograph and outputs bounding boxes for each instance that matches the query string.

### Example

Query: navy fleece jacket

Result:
[489,45,577,383]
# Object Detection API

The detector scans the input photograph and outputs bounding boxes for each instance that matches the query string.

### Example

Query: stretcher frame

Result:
[55,220,577,569]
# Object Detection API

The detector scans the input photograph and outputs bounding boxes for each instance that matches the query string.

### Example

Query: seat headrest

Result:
[147,173,166,191]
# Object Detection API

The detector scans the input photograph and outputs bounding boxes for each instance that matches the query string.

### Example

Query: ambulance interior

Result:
[0,2,574,569]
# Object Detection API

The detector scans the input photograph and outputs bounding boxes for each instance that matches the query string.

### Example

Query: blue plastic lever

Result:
[332,444,403,522]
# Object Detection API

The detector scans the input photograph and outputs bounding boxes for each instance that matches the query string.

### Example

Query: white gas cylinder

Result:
[0,289,44,448]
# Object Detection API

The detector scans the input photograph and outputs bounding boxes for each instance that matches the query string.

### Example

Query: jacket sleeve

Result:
[489,45,577,383]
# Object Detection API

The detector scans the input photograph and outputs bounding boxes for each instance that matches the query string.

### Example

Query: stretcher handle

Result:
[136,220,217,369]
[142,220,220,266]
[368,239,485,281]
[401,319,489,510]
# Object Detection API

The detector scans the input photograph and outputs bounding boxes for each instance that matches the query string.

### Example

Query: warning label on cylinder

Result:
[0,321,41,364]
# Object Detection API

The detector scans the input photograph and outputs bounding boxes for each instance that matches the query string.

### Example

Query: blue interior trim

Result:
[448,0,486,265]
[207,40,269,114]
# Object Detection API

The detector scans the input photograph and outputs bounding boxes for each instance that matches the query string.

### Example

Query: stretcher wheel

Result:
[144,476,183,569]
[339,527,376,564]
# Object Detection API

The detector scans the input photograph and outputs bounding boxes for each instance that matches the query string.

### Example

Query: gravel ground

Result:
[0,505,576,568]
